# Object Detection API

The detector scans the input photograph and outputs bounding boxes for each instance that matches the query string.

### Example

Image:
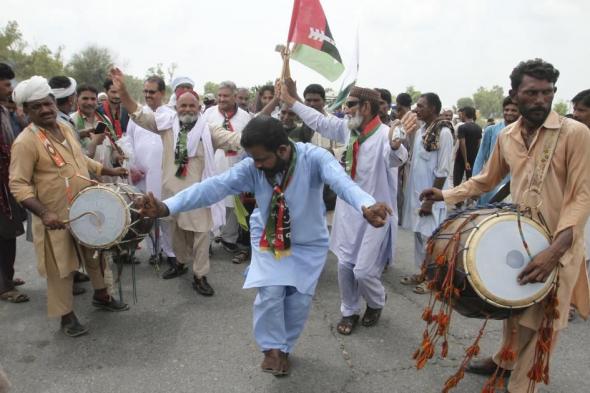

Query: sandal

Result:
[336,315,360,335]
[413,281,431,295]
[0,290,30,303]
[569,305,577,322]
[232,249,250,264]
[361,306,383,327]
[12,278,25,286]
[92,296,129,312]
[400,274,424,286]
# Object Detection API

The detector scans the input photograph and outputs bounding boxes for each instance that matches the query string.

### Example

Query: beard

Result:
[262,155,288,177]
[179,112,199,124]
[347,113,364,130]
[519,104,550,127]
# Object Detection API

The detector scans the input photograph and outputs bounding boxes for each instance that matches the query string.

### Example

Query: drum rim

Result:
[68,184,132,249]
[463,212,557,309]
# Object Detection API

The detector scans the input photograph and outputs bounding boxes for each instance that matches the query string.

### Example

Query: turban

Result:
[349,86,381,104]
[172,76,195,91]
[175,89,199,100]
[51,77,77,99]
[98,92,108,101]
[12,76,52,106]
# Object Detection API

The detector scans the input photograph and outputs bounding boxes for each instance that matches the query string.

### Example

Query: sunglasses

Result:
[345,100,360,108]
[143,89,158,95]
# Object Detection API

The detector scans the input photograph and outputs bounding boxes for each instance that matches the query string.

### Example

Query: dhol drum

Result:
[424,206,557,319]
[68,184,153,250]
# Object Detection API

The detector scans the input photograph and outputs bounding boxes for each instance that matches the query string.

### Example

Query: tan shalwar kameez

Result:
[9,123,110,317]
[442,111,590,392]
[130,108,241,278]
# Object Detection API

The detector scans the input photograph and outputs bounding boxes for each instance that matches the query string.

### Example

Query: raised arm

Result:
[281,84,349,144]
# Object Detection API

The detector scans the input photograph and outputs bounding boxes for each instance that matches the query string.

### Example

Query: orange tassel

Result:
[441,340,449,358]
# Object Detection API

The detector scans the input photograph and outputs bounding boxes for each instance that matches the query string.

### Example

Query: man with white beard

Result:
[281,85,408,334]
[126,75,177,271]
[203,81,252,253]
[111,68,242,296]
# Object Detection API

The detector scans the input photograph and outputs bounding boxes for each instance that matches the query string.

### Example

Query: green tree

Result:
[66,45,114,89]
[473,85,504,119]
[405,86,421,104]
[146,63,166,80]
[204,81,220,95]
[457,97,475,109]
[0,21,64,80]
[553,100,569,116]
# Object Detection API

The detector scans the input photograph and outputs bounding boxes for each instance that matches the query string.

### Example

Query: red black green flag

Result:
[287,0,345,82]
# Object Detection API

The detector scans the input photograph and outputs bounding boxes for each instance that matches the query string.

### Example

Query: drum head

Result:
[69,186,130,248]
[465,213,555,309]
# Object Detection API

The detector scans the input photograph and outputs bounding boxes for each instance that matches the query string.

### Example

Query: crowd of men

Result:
[1,58,590,392]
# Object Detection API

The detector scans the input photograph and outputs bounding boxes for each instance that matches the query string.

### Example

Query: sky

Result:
[2,0,588,108]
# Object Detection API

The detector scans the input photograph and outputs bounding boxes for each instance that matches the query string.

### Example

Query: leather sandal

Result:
[337,315,360,335]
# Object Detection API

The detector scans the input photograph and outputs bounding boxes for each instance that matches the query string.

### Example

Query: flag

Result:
[328,24,359,111]
[287,0,345,82]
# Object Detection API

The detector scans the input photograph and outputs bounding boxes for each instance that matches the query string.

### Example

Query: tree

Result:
[405,86,421,104]
[203,81,220,95]
[473,85,504,119]
[553,100,569,116]
[457,97,475,109]
[146,63,166,80]
[0,21,65,80]
[67,45,115,89]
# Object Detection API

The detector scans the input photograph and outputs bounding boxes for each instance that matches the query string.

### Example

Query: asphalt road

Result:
[0,228,587,393]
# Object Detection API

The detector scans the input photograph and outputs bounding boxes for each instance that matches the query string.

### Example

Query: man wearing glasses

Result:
[281,85,407,335]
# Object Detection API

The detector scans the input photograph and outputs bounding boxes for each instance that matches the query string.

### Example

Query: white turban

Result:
[51,77,77,99]
[12,76,52,106]
[171,76,195,91]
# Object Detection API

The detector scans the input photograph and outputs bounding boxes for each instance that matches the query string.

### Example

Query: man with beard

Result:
[420,59,590,393]
[282,85,408,334]
[99,78,128,138]
[203,81,252,254]
[0,62,28,304]
[400,93,454,295]
[135,114,392,375]
[9,76,129,336]
[111,68,241,295]
[126,76,177,270]
[472,96,520,205]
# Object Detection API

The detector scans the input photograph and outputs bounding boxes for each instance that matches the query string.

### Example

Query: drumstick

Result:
[62,211,100,225]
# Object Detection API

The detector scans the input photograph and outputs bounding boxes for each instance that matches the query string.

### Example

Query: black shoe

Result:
[61,313,89,337]
[192,276,215,296]
[361,305,383,327]
[162,259,188,280]
[220,240,239,253]
[92,295,129,312]
[73,271,90,283]
[72,285,86,296]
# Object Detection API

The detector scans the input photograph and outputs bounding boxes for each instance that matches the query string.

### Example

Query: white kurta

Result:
[402,123,454,237]
[126,105,164,198]
[291,102,408,266]
[203,105,252,207]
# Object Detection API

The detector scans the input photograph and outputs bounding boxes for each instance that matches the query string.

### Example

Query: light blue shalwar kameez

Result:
[472,120,510,205]
[164,142,375,353]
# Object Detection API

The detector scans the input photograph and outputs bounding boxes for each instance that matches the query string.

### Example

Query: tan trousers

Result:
[492,317,559,393]
[172,221,210,278]
[45,242,107,318]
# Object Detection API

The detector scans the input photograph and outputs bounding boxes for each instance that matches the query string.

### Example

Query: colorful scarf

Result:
[75,110,118,143]
[259,143,297,259]
[0,107,14,216]
[221,105,238,157]
[422,120,454,152]
[345,115,381,180]
[174,121,195,177]
[102,101,123,138]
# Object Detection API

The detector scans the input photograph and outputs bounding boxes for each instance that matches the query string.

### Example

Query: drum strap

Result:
[521,120,563,231]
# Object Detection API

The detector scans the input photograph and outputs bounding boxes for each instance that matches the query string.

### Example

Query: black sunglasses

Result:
[345,100,360,108]
[143,89,158,95]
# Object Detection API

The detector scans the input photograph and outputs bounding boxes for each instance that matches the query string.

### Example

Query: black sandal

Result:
[92,296,129,312]
[232,249,250,264]
[336,315,360,335]
[361,306,382,327]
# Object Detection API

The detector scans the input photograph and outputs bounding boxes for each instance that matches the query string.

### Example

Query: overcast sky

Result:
[2,0,588,108]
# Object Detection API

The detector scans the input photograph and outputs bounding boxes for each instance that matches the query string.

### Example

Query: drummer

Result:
[9,76,129,337]
[421,59,590,393]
